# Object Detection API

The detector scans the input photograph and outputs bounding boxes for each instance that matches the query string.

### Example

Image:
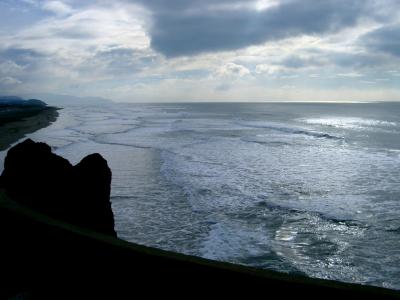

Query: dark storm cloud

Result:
[136,0,372,57]
[362,24,400,57]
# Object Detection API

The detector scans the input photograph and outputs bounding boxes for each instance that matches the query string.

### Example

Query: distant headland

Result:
[0,96,59,151]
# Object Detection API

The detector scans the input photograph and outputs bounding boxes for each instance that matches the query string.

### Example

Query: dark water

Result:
[2,102,400,289]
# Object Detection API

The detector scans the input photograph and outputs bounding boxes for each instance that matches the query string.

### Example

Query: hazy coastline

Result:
[0,97,59,151]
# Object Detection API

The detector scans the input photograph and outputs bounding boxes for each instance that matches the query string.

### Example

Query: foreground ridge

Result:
[0,140,399,299]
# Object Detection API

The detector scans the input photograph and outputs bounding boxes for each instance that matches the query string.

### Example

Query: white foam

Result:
[301,117,397,129]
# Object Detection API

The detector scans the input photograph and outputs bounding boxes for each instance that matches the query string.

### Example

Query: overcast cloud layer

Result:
[0,0,400,102]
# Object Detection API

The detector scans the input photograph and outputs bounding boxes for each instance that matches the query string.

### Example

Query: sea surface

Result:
[2,102,400,289]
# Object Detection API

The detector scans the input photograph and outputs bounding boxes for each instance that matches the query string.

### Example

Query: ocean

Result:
[2,102,400,289]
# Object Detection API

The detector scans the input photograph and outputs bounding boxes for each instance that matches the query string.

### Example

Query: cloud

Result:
[1,3,149,53]
[42,1,73,16]
[0,48,43,69]
[337,72,364,78]
[0,3,151,69]
[1,0,400,101]
[139,0,376,57]
[21,0,38,5]
[0,60,26,75]
[255,64,283,74]
[361,24,400,57]
[388,70,400,77]
[280,55,327,69]
[79,47,157,76]
[0,76,22,85]
[215,62,250,77]
[0,2,154,96]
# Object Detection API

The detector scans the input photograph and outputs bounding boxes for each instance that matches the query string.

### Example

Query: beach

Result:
[0,106,59,151]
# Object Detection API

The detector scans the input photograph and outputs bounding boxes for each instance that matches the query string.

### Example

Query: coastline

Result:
[0,107,59,151]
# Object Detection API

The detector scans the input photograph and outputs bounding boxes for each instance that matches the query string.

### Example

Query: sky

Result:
[0,0,400,102]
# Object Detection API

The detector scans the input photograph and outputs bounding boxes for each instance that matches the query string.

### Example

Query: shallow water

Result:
[2,102,400,289]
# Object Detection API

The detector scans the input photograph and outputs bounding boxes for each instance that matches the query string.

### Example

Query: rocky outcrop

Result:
[0,139,116,236]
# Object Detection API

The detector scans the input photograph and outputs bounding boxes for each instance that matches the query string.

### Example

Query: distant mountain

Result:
[0,96,26,106]
[0,96,47,107]
[0,96,24,102]
[23,99,47,107]
[19,93,112,107]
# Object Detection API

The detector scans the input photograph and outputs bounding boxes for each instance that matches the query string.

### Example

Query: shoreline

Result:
[0,107,59,151]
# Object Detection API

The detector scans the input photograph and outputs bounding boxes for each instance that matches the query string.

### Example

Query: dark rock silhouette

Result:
[0,139,116,236]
